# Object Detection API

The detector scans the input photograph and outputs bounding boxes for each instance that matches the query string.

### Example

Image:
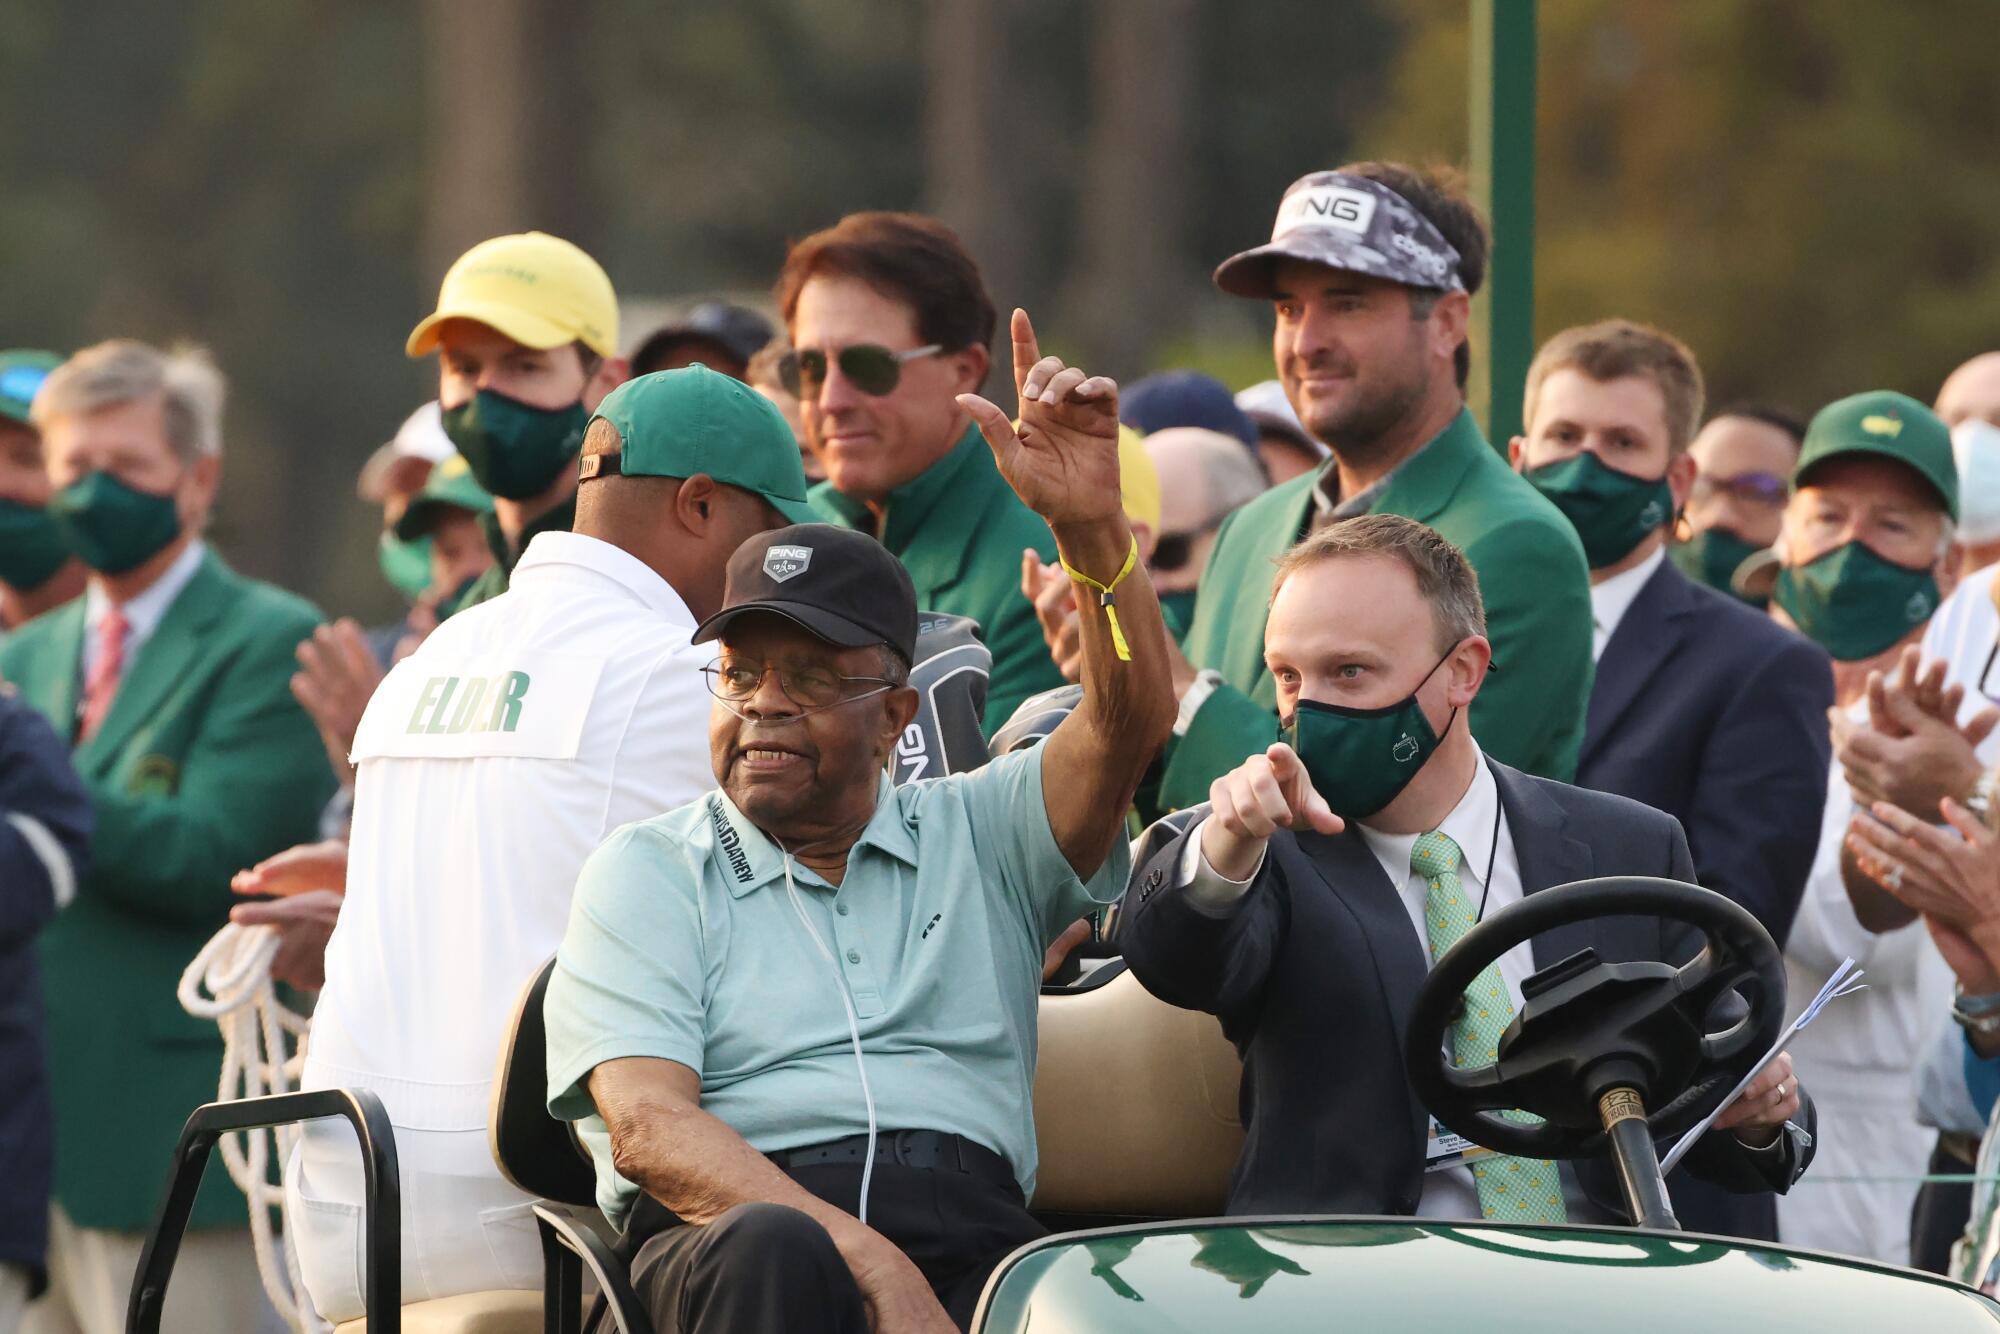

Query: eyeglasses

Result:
[1691,471,1787,509]
[702,654,898,712]
[1150,520,1223,574]
[779,343,944,398]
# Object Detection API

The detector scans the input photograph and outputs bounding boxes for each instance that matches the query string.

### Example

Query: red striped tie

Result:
[79,605,129,741]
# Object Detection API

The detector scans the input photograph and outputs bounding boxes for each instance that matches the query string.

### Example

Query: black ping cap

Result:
[692,524,918,662]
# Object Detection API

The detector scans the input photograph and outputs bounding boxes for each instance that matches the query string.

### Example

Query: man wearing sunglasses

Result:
[547,314,1173,1334]
[0,351,85,634]
[779,211,1066,737]
[1146,426,1269,639]
[1672,406,1804,606]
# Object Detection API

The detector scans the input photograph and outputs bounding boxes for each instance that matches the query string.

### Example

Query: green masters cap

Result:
[1795,390,1957,521]
[579,365,818,524]
[0,350,61,427]
[393,452,495,540]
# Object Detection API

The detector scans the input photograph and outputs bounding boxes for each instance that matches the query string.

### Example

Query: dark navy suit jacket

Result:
[0,689,92,1290]
[1117,759,1814,1227]
[1578,558,1832,946]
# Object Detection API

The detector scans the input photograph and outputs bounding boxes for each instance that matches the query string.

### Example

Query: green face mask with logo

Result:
[1524,452,1674,569]
[439,389,586,500]
[1282,649,1456,819]
[1671,528,1766,606]
[1774,541,1939,662]
[0,498,72,590]
[1158,588,1198,636]
[46,472,183,575]
[377,532,434,601]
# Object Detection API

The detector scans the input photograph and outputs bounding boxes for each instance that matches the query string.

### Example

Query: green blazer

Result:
[811,426,1065,735]
[0,550,335,1232]
[1162,409,1594,811]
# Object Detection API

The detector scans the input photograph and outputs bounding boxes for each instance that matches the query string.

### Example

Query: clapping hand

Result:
[957,309,1121,527]
[1833,645,1997,816]
[1846,798,2000,992]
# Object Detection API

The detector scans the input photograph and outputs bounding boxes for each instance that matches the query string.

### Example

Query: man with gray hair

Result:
[1143,426,1269,639]
[0,339,334,1334]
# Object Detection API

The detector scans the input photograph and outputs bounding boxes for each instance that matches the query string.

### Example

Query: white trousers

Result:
[1776,1095,1932,1266]
[286,1121,542,1325]
[19,1208,277,1334]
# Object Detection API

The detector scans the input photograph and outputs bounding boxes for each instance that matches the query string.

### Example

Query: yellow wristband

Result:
[1059,533,1140,662]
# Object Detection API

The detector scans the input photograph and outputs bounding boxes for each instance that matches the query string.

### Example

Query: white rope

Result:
[177,922,315,1332]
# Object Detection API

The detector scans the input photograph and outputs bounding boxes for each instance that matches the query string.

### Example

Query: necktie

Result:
[79,605,129,742]
[1411,830,1568,1224]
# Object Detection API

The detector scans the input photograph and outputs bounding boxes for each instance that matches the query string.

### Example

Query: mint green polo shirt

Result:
[545,745,1129,1228]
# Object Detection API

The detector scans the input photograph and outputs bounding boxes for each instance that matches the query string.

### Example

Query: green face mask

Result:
[1671,528,1766,606]
[1524,452,1674,569]
[377,531,434,601]
[1159,588,1198,637]
[1282,649,1456,819]
[439,389,586,500]
[0,498,72,590]
[46,472,183,575]
[1774,541,1939,662]
[436,572,482,621]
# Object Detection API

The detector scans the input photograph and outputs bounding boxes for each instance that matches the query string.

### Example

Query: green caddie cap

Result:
[0,350,62,427]
[579,365,818,524]
[1794,390,1958,522]
[392,452,495,540]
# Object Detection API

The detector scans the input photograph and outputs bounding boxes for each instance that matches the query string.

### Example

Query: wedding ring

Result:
[1885,865,1905,891]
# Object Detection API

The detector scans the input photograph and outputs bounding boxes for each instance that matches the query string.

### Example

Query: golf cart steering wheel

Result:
[1404,877,1785,1161]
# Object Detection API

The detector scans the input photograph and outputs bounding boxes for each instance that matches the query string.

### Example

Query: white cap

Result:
[359,402,457,502]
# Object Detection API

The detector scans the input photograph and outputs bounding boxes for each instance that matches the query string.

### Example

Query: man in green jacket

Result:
[782,211,1065,735]
[410,231,631,610]
[1156,162,1593,810]
[1,340,334,1332]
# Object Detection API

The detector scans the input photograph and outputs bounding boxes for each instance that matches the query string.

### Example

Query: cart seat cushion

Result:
[331,1288,541,1334]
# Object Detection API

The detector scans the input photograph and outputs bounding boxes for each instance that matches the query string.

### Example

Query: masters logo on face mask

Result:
[764,545,813,582]
[1392,734,1421,763]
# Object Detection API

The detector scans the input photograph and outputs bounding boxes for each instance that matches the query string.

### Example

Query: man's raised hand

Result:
[957,308,1121,527]
[1201,743,1344,881]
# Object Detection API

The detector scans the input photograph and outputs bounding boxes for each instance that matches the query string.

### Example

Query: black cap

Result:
[631,302,776,375]
[692,524,918,662]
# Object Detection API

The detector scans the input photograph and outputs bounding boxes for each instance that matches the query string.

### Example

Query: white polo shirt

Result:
[303,531,715,1132]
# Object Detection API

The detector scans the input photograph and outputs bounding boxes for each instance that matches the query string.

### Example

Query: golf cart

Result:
[128,624,2000,1330]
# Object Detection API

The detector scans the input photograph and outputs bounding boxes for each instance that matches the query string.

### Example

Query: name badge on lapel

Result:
[1424,1118,1496,1173]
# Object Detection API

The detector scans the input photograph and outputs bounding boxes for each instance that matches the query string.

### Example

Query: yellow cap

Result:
[1118,423,1161,535]
[405,232,619,359]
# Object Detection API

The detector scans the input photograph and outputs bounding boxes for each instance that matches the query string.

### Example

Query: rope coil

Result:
[177,922,315,1332]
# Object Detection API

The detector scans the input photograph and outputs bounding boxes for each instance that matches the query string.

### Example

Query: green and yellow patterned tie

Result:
[1411,830,1568,1224]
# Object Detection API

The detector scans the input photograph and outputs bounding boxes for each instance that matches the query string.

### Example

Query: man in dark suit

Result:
[1510,320,1832,946]
[1119,513,1814,1224]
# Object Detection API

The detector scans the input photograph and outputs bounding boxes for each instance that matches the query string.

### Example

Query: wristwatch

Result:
[1965,772,2000,827]
[1951,987,2000,1035]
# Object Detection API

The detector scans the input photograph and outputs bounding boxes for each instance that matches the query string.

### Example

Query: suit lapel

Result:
[1580,560,1696,768]
[1296,826,1430,1043]
[76,551,234,769]
[1490,762,1600,972]
[33,600,87,739]
[1208,477,1314,701]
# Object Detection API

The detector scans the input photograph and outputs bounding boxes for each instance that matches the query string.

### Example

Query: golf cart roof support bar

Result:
[126,1087,403,1334]
[1598,1086,1680,1232]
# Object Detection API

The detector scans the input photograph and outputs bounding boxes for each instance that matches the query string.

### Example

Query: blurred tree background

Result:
[0,0,1993,620]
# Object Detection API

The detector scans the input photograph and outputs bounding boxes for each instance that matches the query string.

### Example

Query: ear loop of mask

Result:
[779,843,878,1226]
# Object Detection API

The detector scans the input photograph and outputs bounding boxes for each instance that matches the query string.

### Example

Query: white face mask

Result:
[1953,420,2000,543]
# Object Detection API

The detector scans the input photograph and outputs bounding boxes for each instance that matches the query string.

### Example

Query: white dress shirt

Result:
[80,538,206,678]
[1587,546,1665,661]
[1779,700,1953,1264]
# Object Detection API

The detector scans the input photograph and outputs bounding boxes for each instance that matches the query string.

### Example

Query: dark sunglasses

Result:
[1691,471,1787,508]
[1150,521,1223,573]
[780,343,944,398]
